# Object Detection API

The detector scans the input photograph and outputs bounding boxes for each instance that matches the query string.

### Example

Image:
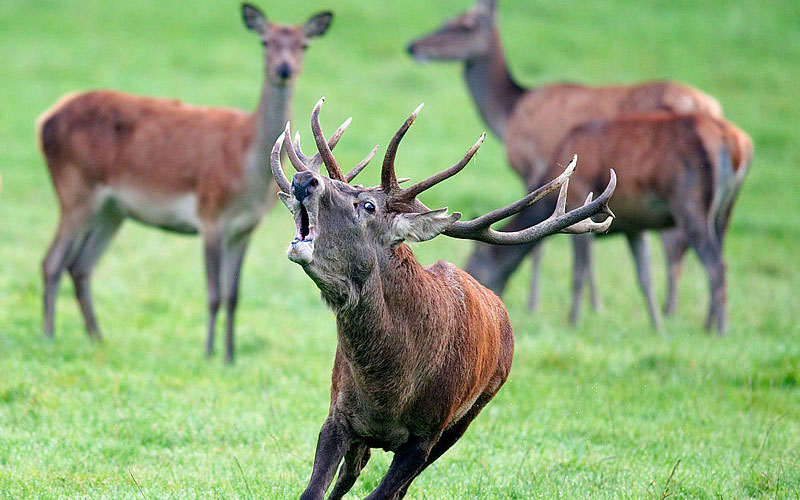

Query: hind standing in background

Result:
[37,3,333,363]
[466,112,752,333]
[407,0,730,326]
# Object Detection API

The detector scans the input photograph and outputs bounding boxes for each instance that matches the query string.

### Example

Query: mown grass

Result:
[1,0,798,498]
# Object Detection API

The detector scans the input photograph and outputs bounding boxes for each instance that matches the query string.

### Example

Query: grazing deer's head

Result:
[242,3,332,86]
[407,0,497,62]
[271,98,616,309]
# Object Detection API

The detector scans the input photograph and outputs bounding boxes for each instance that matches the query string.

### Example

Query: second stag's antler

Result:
[272,99,616,244]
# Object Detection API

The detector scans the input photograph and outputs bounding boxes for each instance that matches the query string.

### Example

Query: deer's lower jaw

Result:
[287,238,314,264]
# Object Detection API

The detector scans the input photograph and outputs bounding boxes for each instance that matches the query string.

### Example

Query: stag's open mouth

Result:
[287,200,317,264]
[294,204,315,242]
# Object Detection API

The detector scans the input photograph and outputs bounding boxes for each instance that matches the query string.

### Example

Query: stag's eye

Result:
[363,201,376,214]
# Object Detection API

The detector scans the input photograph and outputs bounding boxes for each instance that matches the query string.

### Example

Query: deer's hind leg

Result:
[67,204,124,339]
[43,170,97,337]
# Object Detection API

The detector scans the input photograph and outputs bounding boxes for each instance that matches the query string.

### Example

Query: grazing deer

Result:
[270,98,615,499]
[36,3,333,362]
[407,0,725,322]
[466,112,752,333]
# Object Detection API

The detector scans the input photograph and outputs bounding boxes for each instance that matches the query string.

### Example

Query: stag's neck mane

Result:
[464,27,525,139]
[329,244,451,391]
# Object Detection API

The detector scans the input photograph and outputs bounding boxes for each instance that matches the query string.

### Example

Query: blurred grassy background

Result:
[0,0,798,498]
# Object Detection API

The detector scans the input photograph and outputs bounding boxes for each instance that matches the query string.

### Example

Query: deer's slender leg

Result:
[220,234,250,364]
[671,203,728,334]
[203,228,223,357]
[586,236,602,313]
[67,207,124,339]
[363,438,431,500]
[683,230,726,334]
[327,441,370,500]
[300,415,351,500]
[626,232,663,332]
[569,233,592,325]
[660,228,688,315]
[392,392,495,500]
[43,207,93,337]
[526,245,543,312]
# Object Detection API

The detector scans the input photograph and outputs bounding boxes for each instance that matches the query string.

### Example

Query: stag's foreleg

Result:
[364,437,433,500]
[67,206,124,338]
[326,441,370,500]
[391,392,496,500]
[300,414,351,500]
[626,232,663,332]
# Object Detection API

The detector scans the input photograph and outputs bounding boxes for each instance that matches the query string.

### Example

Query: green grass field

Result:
[1,0,798,498]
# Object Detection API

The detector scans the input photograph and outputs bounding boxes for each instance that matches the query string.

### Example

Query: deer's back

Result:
[505,81,723,184]
[553,112,750,233]
[38,90,255,207]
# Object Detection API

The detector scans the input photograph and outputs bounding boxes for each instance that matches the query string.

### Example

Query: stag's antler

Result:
[272,100,616,246]
[380,104,485,211]
[443,155,616,244]
[378,106,616,243]
[273,98,377,189]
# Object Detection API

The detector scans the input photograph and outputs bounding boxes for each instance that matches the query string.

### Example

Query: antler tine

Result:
[401,133,485,200]
[270,131,292,194]
[311,97,346,181]
[444,157,617,245]
[557,172,617,234]
[292,132,316,168]
[290,115,352,172]
[345,144,379,183]
[328,116,352,150]
[382,103,424,192]
[284,126,311,173]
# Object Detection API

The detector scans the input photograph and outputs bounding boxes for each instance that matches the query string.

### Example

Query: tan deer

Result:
[465,112,752,333]
[407,0,726,325]
[270,98,615,499]
[36,3,333,362]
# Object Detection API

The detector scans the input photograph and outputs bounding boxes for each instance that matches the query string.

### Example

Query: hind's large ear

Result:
[304,11,333,38]
[242,3,269,34]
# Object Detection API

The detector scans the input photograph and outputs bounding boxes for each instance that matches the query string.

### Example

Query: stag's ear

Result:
[390,209,461,243]
[304,11,333,38]
[242,3,269,34]
[278,192,295,213]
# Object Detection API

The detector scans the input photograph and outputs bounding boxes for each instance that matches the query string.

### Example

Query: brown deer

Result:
[270,99,615,499]
[466,112,752,333]
[407,0,725,323]
[36,3,333,363]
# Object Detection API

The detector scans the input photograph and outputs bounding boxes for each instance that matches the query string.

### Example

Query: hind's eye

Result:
[363,202,376,213]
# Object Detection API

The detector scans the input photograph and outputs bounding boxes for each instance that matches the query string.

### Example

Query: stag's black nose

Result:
[406,42,417,56]
[276,62,293,80]
[292,172,318,202]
